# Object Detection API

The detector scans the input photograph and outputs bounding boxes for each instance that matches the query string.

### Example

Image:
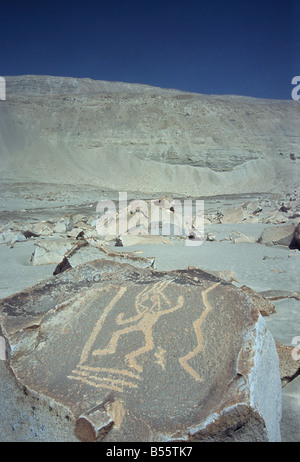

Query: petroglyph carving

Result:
[179,282,219,382]
[68,281,219,392]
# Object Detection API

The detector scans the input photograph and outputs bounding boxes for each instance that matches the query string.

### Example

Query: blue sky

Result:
[0,0,299,99]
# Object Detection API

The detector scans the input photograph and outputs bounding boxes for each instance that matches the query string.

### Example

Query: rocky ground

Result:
[0,76,299,442]
[0,182,299,441]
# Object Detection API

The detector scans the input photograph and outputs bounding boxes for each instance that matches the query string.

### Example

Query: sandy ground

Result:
[0,182,299,442]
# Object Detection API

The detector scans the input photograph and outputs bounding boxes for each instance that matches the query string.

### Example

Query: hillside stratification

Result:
[1,75,299,196]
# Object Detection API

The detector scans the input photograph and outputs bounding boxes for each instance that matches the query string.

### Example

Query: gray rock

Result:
[54,215,73,234]
[30,239,77,265]
[0,261,282,442]
[258,224,295,247]
[229,230,257,244]
[280,376,300,442]
[31,221,54,236]
[0,228,27,244]
[289,222,300,250]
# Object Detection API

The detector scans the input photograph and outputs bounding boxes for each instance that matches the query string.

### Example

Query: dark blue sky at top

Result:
[0,0,299,99]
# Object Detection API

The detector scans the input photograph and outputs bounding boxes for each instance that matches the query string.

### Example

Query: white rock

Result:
[0,229,26,244]
[30,239,77,265]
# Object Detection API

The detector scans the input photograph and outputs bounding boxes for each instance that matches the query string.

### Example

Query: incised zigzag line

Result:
[179,282,220,382]
[78,285,127,365]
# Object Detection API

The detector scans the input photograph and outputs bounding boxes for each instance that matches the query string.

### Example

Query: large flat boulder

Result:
[0,260,281,442]
[30,238,155,269]
[258,224,296,247]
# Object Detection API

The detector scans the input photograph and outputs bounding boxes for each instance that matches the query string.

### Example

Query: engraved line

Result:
[79,286,127,365]
[78,365,141,380]
[125,294,184,372]
[70,370,138,388]
[92,324,140,357]
[179,282,220,382]
[67,375,125,392]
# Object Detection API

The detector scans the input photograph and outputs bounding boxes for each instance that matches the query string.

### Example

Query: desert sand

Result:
[0,76,299,441]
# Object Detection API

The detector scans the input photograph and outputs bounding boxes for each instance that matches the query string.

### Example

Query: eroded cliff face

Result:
[0,75,299,196]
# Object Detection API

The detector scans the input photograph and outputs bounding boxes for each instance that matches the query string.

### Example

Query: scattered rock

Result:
[261,211,289,224]
[73,214,88,224]
[76,231,85,240]
[206,270,239,284]
[279,205,290,213]
[54,215,73,234]
[258,224,295,247]
[0,229,27,245]
[31,221,54,236]
[30,236,155,270]
[220,206,246,224]
[240,285,276,316]
[229,231,257,244]
[22,230,40,239]
[259,290,300,301]
[0,260,282,441]
[119,234,174,246]
[206,232,216,241]
[276,342,300,387]
[115,237,123,247]
[289,222,300,250]
[66,228,84,238]
[53,257,72,275]
[30,239,77,265]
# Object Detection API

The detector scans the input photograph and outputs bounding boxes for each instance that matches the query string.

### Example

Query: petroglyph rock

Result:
[240,285,276,317]
[0,260,281,441]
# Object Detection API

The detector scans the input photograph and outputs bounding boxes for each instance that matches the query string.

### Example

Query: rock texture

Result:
[0,260,282,442]
[1,75,299,196]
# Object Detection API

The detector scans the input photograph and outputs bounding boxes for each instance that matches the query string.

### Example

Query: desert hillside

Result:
[0,75,299,196]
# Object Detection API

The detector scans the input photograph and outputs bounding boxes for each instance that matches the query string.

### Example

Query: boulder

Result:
[54,215,73,234]
[0,261,282,442]
[220,206,246,224]
[30,238,155,270]
[30,239,77,265]
[258,224,295,247]
[229,231,257,244]
[289,222,300,250]
[119,234,174,246]
[0,228,27,244]
[259,290,300,301]
[275,342,300,387]
[206,232,216,241]
[73,214,88,224]
[261,211,289,224]
[31,221,54,236]
[53,257,72,275]
[240,285,276,316]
